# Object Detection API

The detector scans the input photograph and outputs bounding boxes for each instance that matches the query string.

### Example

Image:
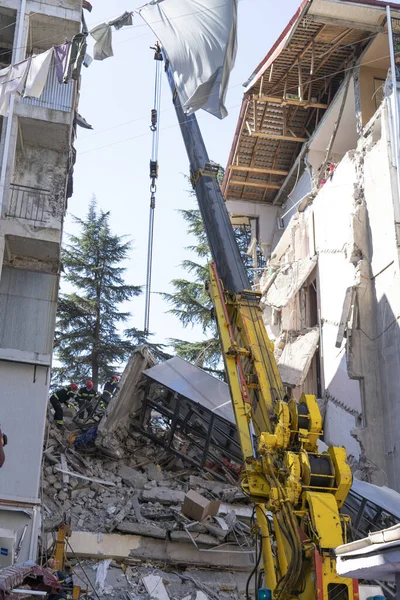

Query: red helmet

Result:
[71,383,78,392]
[86,380,93,390]
[113,375,119,382]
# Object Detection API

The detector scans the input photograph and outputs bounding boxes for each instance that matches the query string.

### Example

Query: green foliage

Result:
[162,201,253,372]
[53,198,167,389]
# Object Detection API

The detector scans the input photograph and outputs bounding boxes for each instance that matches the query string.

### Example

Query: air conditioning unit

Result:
[0,528,16,568]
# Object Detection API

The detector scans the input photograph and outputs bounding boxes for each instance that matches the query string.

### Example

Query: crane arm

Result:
[164,56,358,600]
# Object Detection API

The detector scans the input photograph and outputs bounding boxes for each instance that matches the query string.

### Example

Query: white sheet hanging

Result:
[24,48,54,98]
[139,0,238,119]
[0,58,31,116]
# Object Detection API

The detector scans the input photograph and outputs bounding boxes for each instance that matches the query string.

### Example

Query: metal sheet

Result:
[144,356,235,424]
[22,67,74,112]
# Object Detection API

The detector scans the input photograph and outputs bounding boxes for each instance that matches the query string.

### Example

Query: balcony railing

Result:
[7,183,52,223]
[21,67,74,112]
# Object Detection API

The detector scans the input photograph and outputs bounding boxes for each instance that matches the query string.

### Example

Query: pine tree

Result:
[162,204,254,373]
[53,198,164,389]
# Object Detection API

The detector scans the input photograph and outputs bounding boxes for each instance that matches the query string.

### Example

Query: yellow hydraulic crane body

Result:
[208,262,358,600]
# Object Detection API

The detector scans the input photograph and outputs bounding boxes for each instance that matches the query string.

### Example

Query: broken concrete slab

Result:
[145,462,164,482]
[170,531,220,547]
[189,475,234,494]
[142,488,185,505]
[116,521,166,539]
[143,574,170,600]
[118,465,148,488]
[68,531,254,570]
[96,346,156,449]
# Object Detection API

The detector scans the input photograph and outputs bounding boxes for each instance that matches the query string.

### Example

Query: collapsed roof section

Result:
[222,0,400,205]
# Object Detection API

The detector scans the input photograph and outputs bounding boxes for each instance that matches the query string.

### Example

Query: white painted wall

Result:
[225,199,281,258]
[0,360,49,502]
[362,105,400,490]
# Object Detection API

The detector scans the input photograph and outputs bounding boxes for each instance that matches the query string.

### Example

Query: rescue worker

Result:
[49,383,78,429]
[75,380,97,419]
[0,426,7,468]
[101,374,120,408]
[77,380,97,407]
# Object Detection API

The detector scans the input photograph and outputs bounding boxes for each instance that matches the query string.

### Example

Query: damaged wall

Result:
[260,104,400,483]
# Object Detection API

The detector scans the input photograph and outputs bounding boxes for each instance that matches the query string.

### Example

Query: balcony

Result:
[7,183,54,223]
[17,68,75,125]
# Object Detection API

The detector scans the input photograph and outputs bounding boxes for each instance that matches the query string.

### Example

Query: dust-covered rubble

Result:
[41,415,254,600]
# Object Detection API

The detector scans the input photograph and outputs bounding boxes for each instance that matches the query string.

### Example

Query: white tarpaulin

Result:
[139,0,238,119]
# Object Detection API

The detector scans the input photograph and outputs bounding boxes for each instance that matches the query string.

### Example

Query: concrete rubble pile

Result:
[41,350,255,600]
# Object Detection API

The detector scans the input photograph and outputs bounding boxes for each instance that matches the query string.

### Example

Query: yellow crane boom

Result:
[162,48,358,600]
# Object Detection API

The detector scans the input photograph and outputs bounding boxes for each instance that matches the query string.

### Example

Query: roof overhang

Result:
[223,0,400,205]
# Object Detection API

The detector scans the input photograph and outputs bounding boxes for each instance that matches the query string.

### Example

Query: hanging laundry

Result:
[83,53,93,68]
[90,23,113,61]
[139,0,238,119]
[90,11,133,61]
[54,42,70,84]
[65,33,87,82]
[109,11,133,30]
[0,58,31,116]
[24,48,53,98]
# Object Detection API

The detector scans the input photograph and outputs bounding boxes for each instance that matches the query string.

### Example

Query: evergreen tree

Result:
[53,198,165,389]
[162,204,254,373]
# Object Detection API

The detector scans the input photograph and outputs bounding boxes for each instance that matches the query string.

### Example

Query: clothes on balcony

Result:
[54,42,70,84]
[0,58,31,116]
[90,11,133,61]
[91,23,113,61]
[24,48,54,98]
[65,33,87,82]
[109,11,133,30]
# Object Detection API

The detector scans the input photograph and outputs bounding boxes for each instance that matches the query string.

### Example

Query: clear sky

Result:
[67,0,300,348]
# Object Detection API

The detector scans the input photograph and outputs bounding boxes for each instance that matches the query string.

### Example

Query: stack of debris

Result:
[41,350,255,599]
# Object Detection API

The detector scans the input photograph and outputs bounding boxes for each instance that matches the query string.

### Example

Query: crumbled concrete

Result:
[118,465,148,488]
[142,488,185,505]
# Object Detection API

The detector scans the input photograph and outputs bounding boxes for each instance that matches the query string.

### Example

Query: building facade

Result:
[0,0,82,561]
[223,0,400,491]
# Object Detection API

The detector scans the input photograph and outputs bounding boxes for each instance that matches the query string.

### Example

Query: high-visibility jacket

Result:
[102,377,118,398]
[50,385,77,405]
[77,386,97,405]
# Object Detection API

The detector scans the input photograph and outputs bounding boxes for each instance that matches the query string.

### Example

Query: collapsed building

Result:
[222,0,400,490]
[37,348,400,600]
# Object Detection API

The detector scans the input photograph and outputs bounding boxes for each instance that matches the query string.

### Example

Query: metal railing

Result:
[21,67,74,112]
[7,183,52,222]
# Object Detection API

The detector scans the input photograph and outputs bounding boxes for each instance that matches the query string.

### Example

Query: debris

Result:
[182,490,220,522]
[142,575,170,600]
[69,531,255,569]
[95,559,112,594]
[173,573,219,600]
[170,531,221,547]
[142,488,185,505]
[116,521,167,539]
[60,454,69,485]
[55,468,116,487]
[118,465,148,488]
[145,462,164,482]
